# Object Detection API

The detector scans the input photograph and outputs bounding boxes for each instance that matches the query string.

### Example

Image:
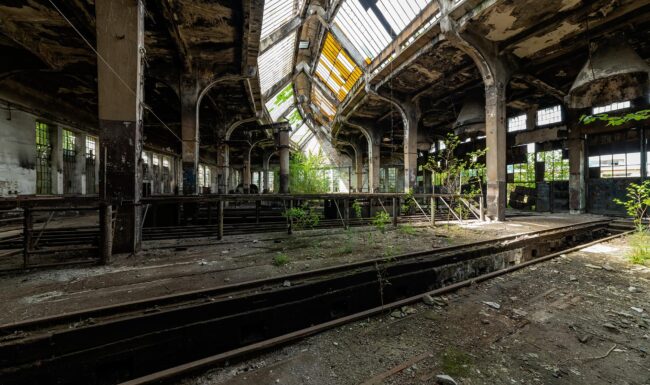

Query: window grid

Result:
[537,150,569,181]
[589,153,641,178]
[311,86,336,122]
[266,83,294,121]
[536,105,563,126]
[507,114,527,132]
[592,101,631,115]
[35,122,52,195]
[315,33,363,101]
[258,32,296,94]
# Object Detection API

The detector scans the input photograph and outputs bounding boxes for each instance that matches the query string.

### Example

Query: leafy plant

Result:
[351,200,363,218]
[424,132,487,195]
[289,152,331,193]
[273,253,289,266]
[401,189,416,215]
[613,180,650,232]
[628,232,650,265]
[372,211,391,233]
[283,205,321,230]
[579,109,650,127]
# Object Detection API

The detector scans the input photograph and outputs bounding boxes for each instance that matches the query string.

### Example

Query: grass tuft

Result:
[273,253,289,266]
[628,232,650,265]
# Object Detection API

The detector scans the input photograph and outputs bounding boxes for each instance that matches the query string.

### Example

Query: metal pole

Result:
[100,203,113,264]
[430,195,435,226]
[479,195,485,221]
[23,207,32,268]
[392,197,398,227]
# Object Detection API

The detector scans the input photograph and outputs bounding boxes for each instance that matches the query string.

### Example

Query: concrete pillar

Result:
[403,102,419,192]
[243,158,251,193]
[355,144,363,192]
[217,142,228,193]
[370,141,381,193]
[96,0,145,253]
[485,80,507,221]
[262,150,272,192]
[568,129,586,214]
[278,127,290,193]
[181,75,199,195]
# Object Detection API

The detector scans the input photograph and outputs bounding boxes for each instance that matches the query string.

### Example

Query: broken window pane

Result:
[315,33,363,101]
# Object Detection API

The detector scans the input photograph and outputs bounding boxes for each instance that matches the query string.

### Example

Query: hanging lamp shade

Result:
[453,92,485,137]
[567,34,650,109]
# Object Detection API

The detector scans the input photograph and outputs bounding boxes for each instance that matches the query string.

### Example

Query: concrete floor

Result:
[0,213,606,325]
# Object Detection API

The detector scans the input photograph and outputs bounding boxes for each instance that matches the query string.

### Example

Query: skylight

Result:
[258,32,296,94]
[315,33,363,101]
[312,86,336,122]
[291,123,314,148]
[333,0,431,63]
[265,83,294,121]
[260,0,303,40]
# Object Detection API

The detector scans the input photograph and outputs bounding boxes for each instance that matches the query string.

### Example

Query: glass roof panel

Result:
[311,86,336,122]
[258,32,296,94]
[333,0,432,62]
[315,33,363,101]
[265,83,294,121]
[260,0,303,40]
[291,123,313,147]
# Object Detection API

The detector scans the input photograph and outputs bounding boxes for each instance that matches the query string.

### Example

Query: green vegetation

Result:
[289,152,331,193]
[614,180,650,232]
[351,200,363,218]
[441,348,472,378]
[424,132,487,195]
[401,188,416,215]
[338,229,355,255]
[273,253,289,266]
[614,181,650,265]
[628,232,650,265]
[399,224,417,236]
[283,205,321,230]
[372,211,391,233]
[580,109,650,127]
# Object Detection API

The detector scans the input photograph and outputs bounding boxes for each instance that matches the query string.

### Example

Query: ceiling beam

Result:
[159,0,192,72]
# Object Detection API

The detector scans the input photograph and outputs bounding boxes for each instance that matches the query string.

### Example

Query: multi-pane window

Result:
[315,33,363,101]
[507,114,527,132]
[589,153,641,178]
[85,136,96,158]
[198,165,212,192]
[258,32,296,94]
[62,130,78,194]
[198,165,205,189]
[62,130,76,152]
[85,136,97,194]
[537,150,569,181]
[35,122,52,194]
[593,101,631,115]
[380,167,398,192]
[536,105,563,126]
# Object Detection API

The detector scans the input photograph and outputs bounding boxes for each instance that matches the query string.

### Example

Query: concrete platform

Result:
[0,213,607,325]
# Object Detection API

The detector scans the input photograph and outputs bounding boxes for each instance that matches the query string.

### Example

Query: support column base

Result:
[486,181,506,222]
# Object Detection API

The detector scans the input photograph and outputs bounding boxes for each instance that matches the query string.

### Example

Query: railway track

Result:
[0,219,633,385]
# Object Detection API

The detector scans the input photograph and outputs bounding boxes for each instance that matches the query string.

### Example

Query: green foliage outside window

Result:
[289,151,331,193]
[424,133,486,195]
[580,109,650,126]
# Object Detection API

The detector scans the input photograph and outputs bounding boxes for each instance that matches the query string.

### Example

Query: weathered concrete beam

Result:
[514,126,567,146]
[512,74,566,102]
[160,0,192,72]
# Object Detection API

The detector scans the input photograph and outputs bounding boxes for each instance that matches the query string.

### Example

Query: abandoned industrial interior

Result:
[1,0,650,384]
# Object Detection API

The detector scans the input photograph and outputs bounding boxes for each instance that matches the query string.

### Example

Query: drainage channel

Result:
[0,220,630,385]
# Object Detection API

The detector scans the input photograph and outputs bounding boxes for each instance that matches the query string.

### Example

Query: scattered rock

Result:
[282,280,291,287]
[603,323,620,333]
[402,306,417,315]
[390,310,404,318]
[512,308,528,317]
[578,334,591,343]
[482,301,501,310]
[332,341,339,347]
[423,294,448,307]
[631,307,644,313]
[585,264,602,270]
[569,275,578,281]
[602,264,615,271]
[252,239,258,243]
[481,319,490,325]
[628,286,640,293]
[224,278,231,283]
[221,250,229,254]
[435,374,458,385]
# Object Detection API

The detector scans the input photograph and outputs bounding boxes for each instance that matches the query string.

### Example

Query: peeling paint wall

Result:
[0,109,38,196]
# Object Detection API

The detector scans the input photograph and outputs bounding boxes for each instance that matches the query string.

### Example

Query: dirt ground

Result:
[0,213,604,324]
[175,234,650,385]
